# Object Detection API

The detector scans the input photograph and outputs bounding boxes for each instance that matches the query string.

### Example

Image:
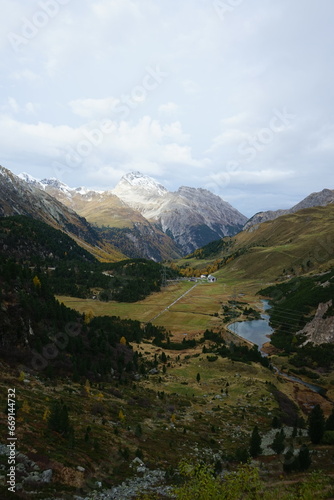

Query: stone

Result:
[41,469,53,483]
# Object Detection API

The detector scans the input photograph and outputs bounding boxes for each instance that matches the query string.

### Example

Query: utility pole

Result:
[161,266,167,288]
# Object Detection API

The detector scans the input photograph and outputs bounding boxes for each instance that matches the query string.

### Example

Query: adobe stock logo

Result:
[213,0,244,21]
[8,0,71,52]
[31,321,81,371]
[215,107,296,188]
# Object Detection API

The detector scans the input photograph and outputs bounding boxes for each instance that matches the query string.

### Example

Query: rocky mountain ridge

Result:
[113,173,247,255]
[0,166,124,261]
[20,170,247,257]
[244,188,334,230]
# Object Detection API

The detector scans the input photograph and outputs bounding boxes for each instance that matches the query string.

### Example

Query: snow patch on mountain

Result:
[113,171,168,197]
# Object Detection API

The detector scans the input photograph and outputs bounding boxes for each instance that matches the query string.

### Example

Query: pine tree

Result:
[249,425,262,458]
[308,404,325,444]
[325,407,334,431]
[298,444,311,471]
[196,372,201,383]
[283,447,296,473]
[271,428,285,455]
[47,400,71,437]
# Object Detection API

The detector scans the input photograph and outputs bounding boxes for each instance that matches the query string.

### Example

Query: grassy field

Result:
[57,275,267,338]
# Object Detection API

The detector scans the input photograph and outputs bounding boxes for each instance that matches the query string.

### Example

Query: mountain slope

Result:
[113,171,247,254]
[184,204,334,281]
[23,170,246,259]
[0,166,124,261]
[23,177,181,262]
[244,188,334,230]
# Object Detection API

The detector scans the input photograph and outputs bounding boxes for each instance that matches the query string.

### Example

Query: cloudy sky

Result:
[1,0,334,217]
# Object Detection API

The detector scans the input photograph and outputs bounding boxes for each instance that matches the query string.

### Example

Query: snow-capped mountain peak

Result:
[40,178,70,192]
[18,172,41,186]
[114,171,168,197]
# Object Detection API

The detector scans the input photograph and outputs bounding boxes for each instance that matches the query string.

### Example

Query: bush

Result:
[322,430,334,445]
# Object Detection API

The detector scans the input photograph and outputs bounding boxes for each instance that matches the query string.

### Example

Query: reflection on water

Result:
[229,300,273,348]
[228,300,326,395]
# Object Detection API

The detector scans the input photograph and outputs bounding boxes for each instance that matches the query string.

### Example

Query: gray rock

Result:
[41,469,53,483]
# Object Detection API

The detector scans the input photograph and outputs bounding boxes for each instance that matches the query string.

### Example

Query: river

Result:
[227,300,326,396]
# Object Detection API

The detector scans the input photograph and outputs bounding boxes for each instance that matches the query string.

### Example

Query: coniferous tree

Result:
[308,404,325,444]
[325,407,334,431]
[271,428,285,455]
[298,444,311,471]
[47,400,71,437]
[283,447,295,473]
[249,425,262,458]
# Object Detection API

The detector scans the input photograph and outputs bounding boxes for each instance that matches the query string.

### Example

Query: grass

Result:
[1,334,334,499]
[57,276,268,339]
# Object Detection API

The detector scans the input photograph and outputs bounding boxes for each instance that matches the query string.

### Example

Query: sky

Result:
[1,0,334,218]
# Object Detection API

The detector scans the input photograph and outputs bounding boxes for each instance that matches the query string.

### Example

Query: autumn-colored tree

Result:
[120,336,127,345]
[43,408,51,421]
[84,379,91,396]
[21,400,30,414]
[32,275,41,288]
[119,409,126,423]
[84,310,94,324]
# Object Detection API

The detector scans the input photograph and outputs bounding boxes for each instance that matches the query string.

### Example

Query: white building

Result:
[207,275,217,282]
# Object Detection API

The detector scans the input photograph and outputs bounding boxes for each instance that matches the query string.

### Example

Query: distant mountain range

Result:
[244,188,334,230]
[1,165,334,263]
[18,170,247,259]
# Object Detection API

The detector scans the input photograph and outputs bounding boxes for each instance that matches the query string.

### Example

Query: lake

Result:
[228,300,273,350]
[227,300,326,395]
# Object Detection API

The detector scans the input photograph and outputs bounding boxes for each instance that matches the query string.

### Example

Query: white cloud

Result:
[6,98,19,114]
[10,69,40,82]
[91,0,142,21]
[69,97,120,118]
[181,80,201,95]
[1,0,334,215]
[158,102,179,116]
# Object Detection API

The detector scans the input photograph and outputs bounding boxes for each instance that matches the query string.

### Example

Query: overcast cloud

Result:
[1,0,334,217]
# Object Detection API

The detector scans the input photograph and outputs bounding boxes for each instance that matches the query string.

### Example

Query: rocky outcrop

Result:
[113,172,247,255]
[297,300,334,344]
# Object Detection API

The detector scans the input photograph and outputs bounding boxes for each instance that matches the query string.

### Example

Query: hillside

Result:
[0,167,125,262]
[1,212,334,497]
[244,188,334,230]
[27,176,181,261]
[182,204,334,281]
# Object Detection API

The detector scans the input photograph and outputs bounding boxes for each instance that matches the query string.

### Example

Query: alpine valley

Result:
[1,164,334,499]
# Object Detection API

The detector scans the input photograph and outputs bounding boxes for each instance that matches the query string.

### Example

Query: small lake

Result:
[228,300,273,349]
[227,300,326,396]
